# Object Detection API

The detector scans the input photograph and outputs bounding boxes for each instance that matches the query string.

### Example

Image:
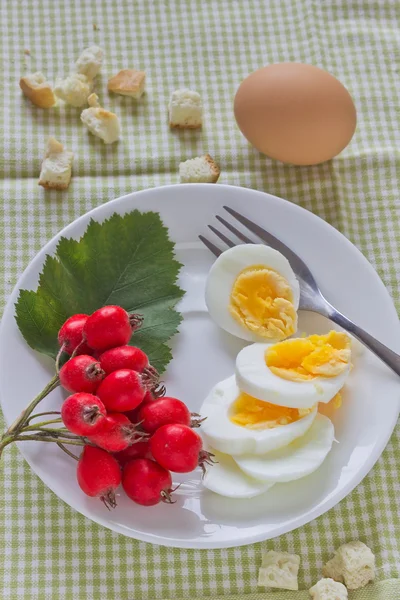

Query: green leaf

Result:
[15,211,184,373]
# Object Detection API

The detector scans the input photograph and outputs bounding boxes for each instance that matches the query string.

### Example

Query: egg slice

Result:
[205,244,300,343]
[200,376,317,456]
[234,414,334,483]
[202,450,274,498]
[236,331,351,408]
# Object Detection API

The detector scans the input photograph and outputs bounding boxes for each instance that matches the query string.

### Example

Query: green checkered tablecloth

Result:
[0,0,399,598]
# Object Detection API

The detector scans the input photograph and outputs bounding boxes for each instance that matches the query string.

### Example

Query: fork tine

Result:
[198,235,222,257]
[208,225,236,248]
[223,205,310,275]
[215,215,254,244]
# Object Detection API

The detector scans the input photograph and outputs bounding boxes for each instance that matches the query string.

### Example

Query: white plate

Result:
[0,184,399,549]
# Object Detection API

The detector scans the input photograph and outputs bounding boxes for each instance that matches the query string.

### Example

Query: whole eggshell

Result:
[234,63,357,165]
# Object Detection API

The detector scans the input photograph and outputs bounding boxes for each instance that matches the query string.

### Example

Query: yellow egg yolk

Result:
[265,331,351,382]
[229,265,297,340]
[230,392,312,430]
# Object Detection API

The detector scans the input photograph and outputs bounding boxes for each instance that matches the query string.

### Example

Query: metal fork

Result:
[199,206,400,377]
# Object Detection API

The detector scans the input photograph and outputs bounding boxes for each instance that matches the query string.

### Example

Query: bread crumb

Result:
[54,73,93,107]
[38,137,74,190]
[309,578,348,599]
[24,49,30,56]
[323,541,375,590]
[87,93,100,107]
[20,72,56,108]
[169,88,202,128]
[75,45,104,80]
[81,95,120,144]
[179,154,220,183]
[93,24,99,30]
[108,69,146,99]
[258,550,300,591]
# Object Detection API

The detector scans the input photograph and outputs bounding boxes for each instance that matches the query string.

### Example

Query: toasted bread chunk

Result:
[54,73,93,107]
[258,550,300,591]
[75,45,104,79]
[38,137,73,190]
[309,578,348,599]
[81,95,120,144]
[323,541,375,590]
[20,72,56,108]
[108,69,146,99]
[179,154,220,183]
[169,88,202,128]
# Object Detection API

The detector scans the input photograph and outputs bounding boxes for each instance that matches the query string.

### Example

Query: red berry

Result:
[96,369,147,412]
[83,305,143,352]
[123,407,141,423]
[138,397,191,434]
[122,458,174,506]
[150,424,210,473]
[100,346,149,374]
[114,440,152,467]
[61,393,107,436]
[88,412,144,452]
[142,391,157,405]
[59,355,105,394]
[77,446,121,509]
[58,314,91,355]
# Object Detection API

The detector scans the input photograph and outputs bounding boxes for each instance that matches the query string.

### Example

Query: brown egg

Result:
[234,63,357,165]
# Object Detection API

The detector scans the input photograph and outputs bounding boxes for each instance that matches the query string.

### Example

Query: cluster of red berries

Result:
[57,305,210,509]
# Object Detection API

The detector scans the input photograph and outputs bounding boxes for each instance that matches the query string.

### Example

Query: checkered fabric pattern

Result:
[0,0,399,598]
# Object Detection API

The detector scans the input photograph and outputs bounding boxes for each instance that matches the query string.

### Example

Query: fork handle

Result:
[325,305,400,376]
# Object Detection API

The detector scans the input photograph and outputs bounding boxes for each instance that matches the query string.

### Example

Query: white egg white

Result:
[234,414,334,483]
[236,342,350,409]
[200,376,317,456]
[202,450,274,498]
[205,244,300,343]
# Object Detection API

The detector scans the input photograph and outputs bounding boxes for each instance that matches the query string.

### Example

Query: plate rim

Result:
[0,183,399,549]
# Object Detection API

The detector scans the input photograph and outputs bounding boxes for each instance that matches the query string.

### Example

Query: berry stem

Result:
[13,434,88,446]
[21,427,81,439]
[190,413,207,428]
[26,411,61,425]
[4,374,59,437]
[56,442,80,461]
[55,344,65,374]
[22,419,64,431]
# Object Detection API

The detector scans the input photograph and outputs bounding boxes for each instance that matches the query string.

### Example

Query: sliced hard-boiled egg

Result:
[234,413,334,483]
[200,375,317,456]
[205,244,300,343]
[202,450,274,498]
[236,331,351,409]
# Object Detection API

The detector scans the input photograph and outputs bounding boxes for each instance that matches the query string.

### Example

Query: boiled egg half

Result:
[236,331,351,408]
[202,450,275,498]
[205,245,300,342]
[200,375,317,455]
[233,414,334,483]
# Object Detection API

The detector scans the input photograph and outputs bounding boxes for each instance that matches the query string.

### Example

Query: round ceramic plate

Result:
[0,184,399,549]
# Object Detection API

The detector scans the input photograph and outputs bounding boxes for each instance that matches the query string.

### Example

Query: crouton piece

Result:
[54,73,93,107]
[168,88,202,128]
[309,578,348,599]
[75,45,104,79]
[108,69,146,99]
[38,137,73,190]
[258,550,300,590]
[80,96,120,144]
[323,541,375,590]
[87,93,100,107]
[179,154,220,183]
[19,72,56,108]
